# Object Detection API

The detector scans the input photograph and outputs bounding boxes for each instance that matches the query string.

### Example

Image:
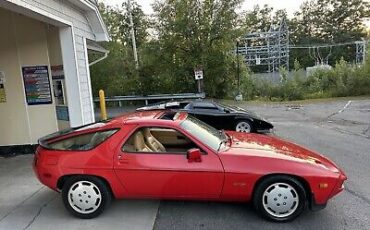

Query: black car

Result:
[137,100,273,133]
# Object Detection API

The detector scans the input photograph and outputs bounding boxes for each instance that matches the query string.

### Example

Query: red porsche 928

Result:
[33,111,346,222]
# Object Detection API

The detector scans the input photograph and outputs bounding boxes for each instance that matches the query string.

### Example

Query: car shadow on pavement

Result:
[153,200,329,230]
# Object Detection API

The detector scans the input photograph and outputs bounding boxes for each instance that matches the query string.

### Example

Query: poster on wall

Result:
[22,66,52,105]
[0,71,6,103]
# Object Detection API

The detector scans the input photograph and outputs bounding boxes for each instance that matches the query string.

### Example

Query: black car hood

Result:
[225,106,261,120]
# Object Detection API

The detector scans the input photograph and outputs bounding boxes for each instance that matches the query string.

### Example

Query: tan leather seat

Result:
[143,128,166,152]
[134,131,152,152]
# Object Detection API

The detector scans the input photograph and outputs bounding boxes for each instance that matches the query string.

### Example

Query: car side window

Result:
[193,102,219,110]
[47,129,119,151]
[122,127,202,154]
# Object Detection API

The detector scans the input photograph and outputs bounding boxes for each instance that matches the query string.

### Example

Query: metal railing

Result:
[93,93,206,107]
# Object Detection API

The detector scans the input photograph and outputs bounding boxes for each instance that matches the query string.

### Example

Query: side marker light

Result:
[319,183,328,189]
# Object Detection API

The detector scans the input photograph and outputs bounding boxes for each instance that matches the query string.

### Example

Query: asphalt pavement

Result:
[154,98,370,230]
[1,97,369,230]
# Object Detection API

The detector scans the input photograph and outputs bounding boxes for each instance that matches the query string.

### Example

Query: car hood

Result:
[223,132,341,172]
[225,106,263,120]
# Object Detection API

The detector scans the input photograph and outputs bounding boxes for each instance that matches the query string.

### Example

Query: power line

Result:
[291,39,368,64]
[290,40,369,49]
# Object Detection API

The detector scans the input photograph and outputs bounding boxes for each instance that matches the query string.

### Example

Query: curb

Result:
[0,145,37,158]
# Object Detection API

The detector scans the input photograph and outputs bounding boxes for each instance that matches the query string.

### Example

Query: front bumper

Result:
[309,194,327,211]
[310,173,346,211]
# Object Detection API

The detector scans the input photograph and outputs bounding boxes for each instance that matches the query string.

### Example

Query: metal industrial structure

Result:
[237,19,290,76]
[237,18,368,79]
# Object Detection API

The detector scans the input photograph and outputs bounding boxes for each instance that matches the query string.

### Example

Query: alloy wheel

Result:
[236,121,252,133]
[262,182,299,218]
[67,181,102,214]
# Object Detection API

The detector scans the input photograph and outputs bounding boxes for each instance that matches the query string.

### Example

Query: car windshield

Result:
[180,115,227,152]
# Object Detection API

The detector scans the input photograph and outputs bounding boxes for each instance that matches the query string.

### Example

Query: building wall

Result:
[18,0,96,124]
[0,8,58,145]
[20,0,95,40]
[0,8,30,145]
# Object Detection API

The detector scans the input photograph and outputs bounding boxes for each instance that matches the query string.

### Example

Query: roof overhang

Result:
[86,39,109,66]
[87,39,108,54]
[0,0,110,42]
[66,0,109,42]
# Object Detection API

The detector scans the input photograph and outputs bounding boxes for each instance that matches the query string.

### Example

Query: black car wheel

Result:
[253,175,307,222]
[235,120,254,133]
[62,176,112,219]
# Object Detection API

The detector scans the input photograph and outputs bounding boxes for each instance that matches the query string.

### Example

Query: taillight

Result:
[34,151,39,166]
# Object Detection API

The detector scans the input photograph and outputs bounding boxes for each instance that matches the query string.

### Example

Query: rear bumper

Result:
[32,150,59,191]
[256,129,273,133]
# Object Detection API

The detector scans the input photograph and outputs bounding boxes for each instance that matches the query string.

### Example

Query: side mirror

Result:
[224,108,230,113]
[187,148,202,163]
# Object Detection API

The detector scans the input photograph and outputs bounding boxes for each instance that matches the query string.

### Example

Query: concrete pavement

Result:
[0,156,159,230]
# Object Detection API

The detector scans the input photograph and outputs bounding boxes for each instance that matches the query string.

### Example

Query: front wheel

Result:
[253,176,307,222]
[62,176,112,219]
[235,120,254,133]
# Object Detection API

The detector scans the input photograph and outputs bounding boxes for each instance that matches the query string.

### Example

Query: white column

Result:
[83,37,96,123]
[59,26,84,127]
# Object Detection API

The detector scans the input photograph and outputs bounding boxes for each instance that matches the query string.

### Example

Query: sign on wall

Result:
[56,106,70,121]
[22,66,52,105]
[51,65,64,80]
[194,69,204,80]
[0,71,6,103]
[51,65,66,105]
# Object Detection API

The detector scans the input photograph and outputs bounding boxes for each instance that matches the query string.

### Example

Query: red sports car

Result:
[33,111,346,222]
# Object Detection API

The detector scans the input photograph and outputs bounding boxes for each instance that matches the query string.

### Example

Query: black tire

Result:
[253,175,307,222]
[235,120,255,133]
[62,176,112,219]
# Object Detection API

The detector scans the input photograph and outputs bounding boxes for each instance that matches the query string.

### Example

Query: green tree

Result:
[151,0,243,98]
[90,2,149,96]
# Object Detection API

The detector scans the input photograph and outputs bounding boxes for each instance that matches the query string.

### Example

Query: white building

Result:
[0,0,109,150]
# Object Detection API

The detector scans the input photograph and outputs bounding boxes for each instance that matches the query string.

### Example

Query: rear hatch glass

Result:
[38,121,118,151]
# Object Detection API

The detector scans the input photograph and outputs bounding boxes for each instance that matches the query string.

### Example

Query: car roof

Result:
[107,110,163,125]
[39,110,189,145]
[106,110,188,127]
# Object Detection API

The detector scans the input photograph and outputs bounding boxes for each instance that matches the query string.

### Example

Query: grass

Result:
[219,95,370,106]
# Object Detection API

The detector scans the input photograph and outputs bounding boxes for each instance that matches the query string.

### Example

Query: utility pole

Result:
[236,39,240,95]
[127,0,139,69]
[236,38,242,101]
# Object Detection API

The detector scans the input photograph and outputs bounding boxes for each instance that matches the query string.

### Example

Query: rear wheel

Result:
[235,120,254,133]
[62,176,112,219]
[253,176,307,222]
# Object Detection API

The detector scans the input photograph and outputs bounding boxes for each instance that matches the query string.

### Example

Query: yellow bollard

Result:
[99,89,107,120]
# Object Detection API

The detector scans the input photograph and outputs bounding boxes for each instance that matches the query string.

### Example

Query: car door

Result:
[113,126,224,199]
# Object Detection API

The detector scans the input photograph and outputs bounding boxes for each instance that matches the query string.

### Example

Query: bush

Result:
[241,55,370,101]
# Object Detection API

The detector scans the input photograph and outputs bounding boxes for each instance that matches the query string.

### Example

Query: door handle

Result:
[118,155,129,164]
